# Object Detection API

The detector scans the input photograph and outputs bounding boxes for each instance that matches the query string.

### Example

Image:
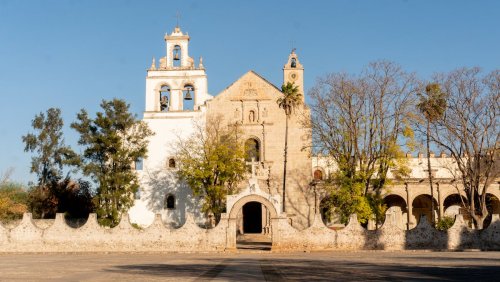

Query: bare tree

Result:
[431,68,499,229]
[309,61,417,223]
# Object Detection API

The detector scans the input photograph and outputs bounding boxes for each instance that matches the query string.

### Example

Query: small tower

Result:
[145,26,209,113]
[164,26,192,69]
[283,49,304,101]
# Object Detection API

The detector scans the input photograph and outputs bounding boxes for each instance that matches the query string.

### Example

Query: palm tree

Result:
[277,82,302,213]
[417,83,447,225]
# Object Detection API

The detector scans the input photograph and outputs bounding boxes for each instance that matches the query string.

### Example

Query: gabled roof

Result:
[213,70,283,102]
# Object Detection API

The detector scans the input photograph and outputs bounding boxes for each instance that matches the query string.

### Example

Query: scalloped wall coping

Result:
[0,212,498,252]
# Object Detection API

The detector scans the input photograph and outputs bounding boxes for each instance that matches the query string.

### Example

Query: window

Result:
[165,194,175,209]
[313,169,323,181]
[134,189,141,200]
[245,138,260,162]
[135,158,143,170]
[291,58,297,68]
[168,158,176,168]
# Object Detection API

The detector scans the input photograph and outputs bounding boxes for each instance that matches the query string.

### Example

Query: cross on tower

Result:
[289,39,296,53]
[245,157,259,178]
[175,11,181,28]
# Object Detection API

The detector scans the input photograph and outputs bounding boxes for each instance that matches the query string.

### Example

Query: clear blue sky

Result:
[1,0,499,184]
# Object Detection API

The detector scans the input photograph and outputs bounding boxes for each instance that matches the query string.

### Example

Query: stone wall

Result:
[0,212,498,253]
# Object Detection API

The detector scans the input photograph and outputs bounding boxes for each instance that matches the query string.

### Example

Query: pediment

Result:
[217,71,282,101]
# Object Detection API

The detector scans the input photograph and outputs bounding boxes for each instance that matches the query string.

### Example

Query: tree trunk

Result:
[426,120,435,226]
[472,214,486,230]
[282,115,289,213]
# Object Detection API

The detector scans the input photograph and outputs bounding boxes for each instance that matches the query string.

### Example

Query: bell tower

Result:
[144,26,209,113]
[283,49,304,101]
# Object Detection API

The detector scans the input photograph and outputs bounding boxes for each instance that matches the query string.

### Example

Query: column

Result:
[436,183,443,221]
[405,183,412,230]
[226,218,237,250]
[261,205,268,234]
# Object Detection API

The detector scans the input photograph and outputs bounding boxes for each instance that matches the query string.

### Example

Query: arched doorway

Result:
[242,201,262,233]
[227,195,279,251]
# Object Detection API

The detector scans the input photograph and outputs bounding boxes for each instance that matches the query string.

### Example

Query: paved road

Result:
[1,251,499,281]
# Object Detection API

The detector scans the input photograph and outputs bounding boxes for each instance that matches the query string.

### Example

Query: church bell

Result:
[184,89,192,100]
[173,47,180,61]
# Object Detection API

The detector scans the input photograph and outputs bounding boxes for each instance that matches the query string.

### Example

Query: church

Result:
[128,25,314,232]
[128,26,500,232]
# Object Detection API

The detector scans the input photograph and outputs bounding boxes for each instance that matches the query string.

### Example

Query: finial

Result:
[199,56,204,69]
[150,57,156,70]
[291,48,296,54]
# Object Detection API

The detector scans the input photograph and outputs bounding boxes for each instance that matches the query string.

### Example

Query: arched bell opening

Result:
[182,84,195,111]
[173,45,182,67]
[159,85,171,112]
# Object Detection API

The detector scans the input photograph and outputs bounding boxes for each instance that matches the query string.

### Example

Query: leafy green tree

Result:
[417,83,447,225]
[71,99,153,227]
[175,114,246,222]
[22,108,80,218]
[321,172,372,224]
[277,82,302,212]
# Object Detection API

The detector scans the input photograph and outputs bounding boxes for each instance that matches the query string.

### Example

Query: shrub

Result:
[436,216,455,231]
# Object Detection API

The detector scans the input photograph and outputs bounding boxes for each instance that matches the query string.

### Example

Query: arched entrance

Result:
[227,195,279,251]
[242,201,262,233]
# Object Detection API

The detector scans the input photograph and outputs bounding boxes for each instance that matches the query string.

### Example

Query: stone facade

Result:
[130,26,314,230]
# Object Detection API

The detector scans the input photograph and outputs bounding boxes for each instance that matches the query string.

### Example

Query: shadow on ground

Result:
[106,256,500,281]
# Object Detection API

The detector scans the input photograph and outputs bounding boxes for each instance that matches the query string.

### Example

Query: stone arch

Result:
[412,194,438,225]
[228,194,278,219]
[384,194,407,211]
[443,193,467,218]
[383,194,408,229]
[487,193,500,215]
